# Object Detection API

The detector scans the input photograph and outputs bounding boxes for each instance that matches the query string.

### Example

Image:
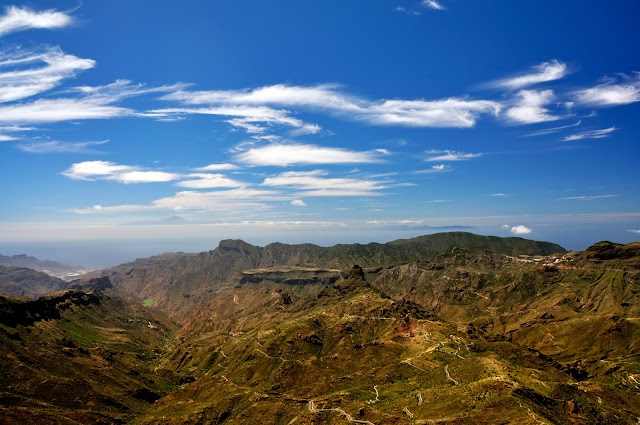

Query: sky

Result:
[0,0,639,267]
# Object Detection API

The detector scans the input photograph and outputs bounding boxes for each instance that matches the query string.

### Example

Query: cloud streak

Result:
[262,170,387,197]
[488,60,568,90]
[425,150,481,161]
[17,139,109,154]
[563,127,616,141]
[561,195,618,201]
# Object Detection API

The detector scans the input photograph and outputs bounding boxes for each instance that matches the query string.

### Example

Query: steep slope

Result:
[0,288,177,425]
[0,265,70,298]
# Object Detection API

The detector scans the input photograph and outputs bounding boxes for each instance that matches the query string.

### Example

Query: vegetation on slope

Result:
[0,288,177,424]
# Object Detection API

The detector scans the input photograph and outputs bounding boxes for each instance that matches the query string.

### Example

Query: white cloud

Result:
[501,224,510,230]
[562,127,616,142]
[0,125,36,132]
[69,188,282,215]
[364,98,501,128]
[163,84,361,111]
[0,47,95,103]
[0,98,133,123]
[149,105,316,133]
[510,225,532,235]
[17,139,108,154]
[574,74,640,107]
[490,193,511,197]
[415,164,452,174]
[0,6,72,37]
[62,161,135,181]
[628,230,640,234]
[0,134,17,141]
[561,195,618,201]
[117,171,181,184]
[151,189,279,212]
[262,170,387,197]
[62,160,181,184]
[489,60,568,90]
[235,143,384,166]
[71,79,187,103]
[423,0,446,10]
[505,89,560,124]
[291,199,306,207]
[425,149,481,161]
[176,173,245,189]
[196,163,239,171]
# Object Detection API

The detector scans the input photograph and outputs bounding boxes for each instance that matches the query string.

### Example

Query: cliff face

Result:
[0,290,100,327]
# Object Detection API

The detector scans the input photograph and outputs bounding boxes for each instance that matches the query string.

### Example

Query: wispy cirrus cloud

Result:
[488,60,568,90]
[262,170,387,197]
[0,47,95,103]
[563,127,616,142]
[235,143,385,167]
[505,89,560,124]
[425,149,481,161]
[363,98,500,128]
[0,97,133,123]
[17,139,109,154]
[574,74,640,107]
[523,120,582,137]
[175,173,245,189]
[423,0,446,10]
[161,84,501,130]
[561,195,618,201]
[0,5,72,37]
[0,79,186,124]
[148,105,317,134]
[195,163,240,171]
[415,164,451,174]
[68,188,280,215]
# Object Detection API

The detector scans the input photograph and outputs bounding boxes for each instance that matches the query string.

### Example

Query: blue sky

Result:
[0,1,639,266]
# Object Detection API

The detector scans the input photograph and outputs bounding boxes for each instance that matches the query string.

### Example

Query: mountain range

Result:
[1,232,638,424]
